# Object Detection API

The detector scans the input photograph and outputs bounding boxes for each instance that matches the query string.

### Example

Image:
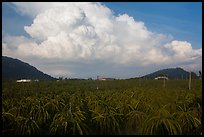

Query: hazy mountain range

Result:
[2,56,199,80]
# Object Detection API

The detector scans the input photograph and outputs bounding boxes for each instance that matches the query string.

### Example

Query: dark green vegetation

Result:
[2,79,202,135]
[141,67,198,79]
[2,56,55,80]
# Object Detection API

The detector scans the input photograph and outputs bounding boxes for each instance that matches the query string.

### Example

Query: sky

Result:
[2,2,202,79]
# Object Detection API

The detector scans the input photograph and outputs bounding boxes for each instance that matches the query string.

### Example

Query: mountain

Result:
[141,67,198,79]
[2,56,55,80]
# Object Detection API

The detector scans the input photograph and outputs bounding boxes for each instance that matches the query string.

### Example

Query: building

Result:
[154,76,168,80]
[16,79,31,83]
[97,78,115,81]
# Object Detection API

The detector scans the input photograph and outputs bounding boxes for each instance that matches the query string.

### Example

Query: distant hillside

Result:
[2,56,55,80]
[141,67,198,79]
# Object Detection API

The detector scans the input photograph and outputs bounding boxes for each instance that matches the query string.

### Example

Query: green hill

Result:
[2,56,55,80]
[141,67,198,79]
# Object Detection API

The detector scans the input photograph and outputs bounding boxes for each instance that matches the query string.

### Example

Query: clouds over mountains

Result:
[2,2,202,78]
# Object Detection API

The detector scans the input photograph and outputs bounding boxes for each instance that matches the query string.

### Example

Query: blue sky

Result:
[2,3,32,37]
[103,2,202,49]
[2,2,202,78]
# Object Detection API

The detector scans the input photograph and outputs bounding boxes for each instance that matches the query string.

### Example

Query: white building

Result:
[155,76,168,80]
[16,79,31,83]
[97,78,115,81]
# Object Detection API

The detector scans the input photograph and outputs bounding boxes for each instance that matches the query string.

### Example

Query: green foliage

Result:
[2,79,202,135]
[142,107,182,135]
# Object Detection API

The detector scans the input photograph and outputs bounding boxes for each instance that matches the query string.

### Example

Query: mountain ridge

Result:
[2,56,199,80]
[141,67,198,79]
[2,56,55,80]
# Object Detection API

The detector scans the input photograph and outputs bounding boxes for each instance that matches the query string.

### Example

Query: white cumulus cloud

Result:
[2,2,202,78]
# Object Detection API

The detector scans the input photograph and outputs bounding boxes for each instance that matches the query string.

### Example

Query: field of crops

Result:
[2,79,202,135]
